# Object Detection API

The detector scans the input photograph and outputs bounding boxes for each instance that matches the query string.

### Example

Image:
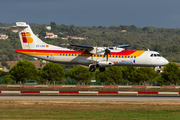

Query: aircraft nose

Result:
[163,58,169,65]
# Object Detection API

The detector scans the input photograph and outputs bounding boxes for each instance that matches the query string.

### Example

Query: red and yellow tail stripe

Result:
[21,32,33,43]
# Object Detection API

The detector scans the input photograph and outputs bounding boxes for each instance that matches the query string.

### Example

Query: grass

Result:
[0,101,180,119]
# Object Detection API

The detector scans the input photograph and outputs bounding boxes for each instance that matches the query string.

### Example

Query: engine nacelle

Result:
[89,47,105,55]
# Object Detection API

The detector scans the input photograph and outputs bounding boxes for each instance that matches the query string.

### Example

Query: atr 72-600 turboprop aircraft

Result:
[15,22,169,72]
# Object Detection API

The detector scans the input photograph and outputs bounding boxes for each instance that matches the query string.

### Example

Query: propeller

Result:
[103,48,111,61]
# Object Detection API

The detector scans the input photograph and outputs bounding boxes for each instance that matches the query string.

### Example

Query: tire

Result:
[89,65,96,72]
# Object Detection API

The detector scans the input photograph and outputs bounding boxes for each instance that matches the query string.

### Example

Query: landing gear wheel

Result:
[89,65,96,72]
[99,67,105,72]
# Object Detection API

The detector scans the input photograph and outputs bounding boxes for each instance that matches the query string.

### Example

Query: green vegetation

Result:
[3,75,11,84]
[9,59,38,83]
[161,62,180,85]
[69,66,93,85]
[0,60,179,85]
[0,100,180,119]
[39,62,65,84]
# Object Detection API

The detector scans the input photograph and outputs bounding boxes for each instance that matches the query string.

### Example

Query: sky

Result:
[1,0,180,28]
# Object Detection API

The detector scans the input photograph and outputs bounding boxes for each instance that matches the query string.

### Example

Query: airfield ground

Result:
[0,100,180,119]
[0,87,179,119]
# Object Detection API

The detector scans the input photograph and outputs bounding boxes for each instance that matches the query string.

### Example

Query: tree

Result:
[50,22,57,31]
[3,75,11,84]
[39,62,65,84]
[153,44,163,52]
[0,70,2,76]
[161,62,180,85]
[1,61,8,67]
[8,52,15,61]
[122,66,137,85]
[95,70,108,85]
[9,59,38,83]
[105,66,123,85]
[69,66,93,85]
[142,26,150,31]
[39,24,47,37]
[131,67,158,85]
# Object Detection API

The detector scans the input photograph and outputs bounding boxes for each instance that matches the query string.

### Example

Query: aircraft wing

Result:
[117,45,131,48]
[61,43,94,52]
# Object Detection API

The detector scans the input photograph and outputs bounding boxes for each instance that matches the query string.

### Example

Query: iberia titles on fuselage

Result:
[15,22,169,72]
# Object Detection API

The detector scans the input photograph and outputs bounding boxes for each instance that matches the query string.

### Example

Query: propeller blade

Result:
[104,48,111,61]
[107,54,108,61]
[103,52,107,57]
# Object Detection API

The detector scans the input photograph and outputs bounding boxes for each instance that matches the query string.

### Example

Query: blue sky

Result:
[1,0,180,28]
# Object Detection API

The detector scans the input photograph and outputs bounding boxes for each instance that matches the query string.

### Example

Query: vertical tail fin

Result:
[16,22,60,49]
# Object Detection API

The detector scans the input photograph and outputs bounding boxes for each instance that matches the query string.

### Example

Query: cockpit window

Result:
[150,54,162,57]
[157,54,161,57]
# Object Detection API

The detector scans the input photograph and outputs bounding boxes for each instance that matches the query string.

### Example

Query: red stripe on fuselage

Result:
[15,49,137,55]
[111,50,136,55]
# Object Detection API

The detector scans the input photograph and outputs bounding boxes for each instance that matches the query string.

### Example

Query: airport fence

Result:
[0,90,179,96]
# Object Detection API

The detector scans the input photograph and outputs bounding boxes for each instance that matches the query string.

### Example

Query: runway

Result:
[0,95,180,102]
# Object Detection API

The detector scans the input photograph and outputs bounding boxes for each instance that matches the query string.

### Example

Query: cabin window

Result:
[134,56,136,58]
[131,56,133,58]
[128,56,130,58]
[63,54,64,56]
[122,55,123,58]
[125,56,126,58]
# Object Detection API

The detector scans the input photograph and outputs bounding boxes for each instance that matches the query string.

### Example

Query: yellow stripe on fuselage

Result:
[131,51,145,57]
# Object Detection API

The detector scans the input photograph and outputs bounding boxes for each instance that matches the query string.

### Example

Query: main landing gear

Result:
[89,65,96,72]
[89,64,105,72]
